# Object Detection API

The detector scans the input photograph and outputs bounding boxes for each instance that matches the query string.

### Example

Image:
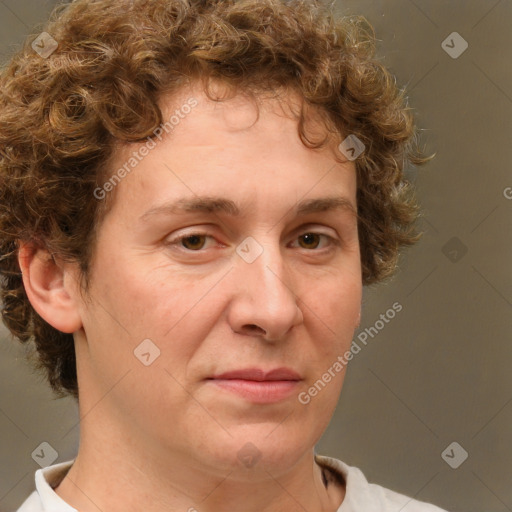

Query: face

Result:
[71,82,362,478]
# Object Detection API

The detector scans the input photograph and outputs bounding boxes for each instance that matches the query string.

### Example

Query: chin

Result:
[203,425,315,476]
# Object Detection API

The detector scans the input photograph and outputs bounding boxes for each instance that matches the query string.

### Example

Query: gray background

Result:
[0,1,511,511]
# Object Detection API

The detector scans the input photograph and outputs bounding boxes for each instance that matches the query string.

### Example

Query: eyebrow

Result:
[139,195,357,223]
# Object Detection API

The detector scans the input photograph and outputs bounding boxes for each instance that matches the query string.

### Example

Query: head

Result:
[0,0,432,474]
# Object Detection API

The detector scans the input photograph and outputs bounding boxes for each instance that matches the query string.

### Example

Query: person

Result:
[0,0,446,511]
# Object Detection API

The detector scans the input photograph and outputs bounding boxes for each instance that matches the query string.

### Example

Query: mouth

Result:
[206,367,302,404]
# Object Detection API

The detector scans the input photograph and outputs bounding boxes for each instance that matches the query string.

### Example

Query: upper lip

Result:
[209,368,302,381]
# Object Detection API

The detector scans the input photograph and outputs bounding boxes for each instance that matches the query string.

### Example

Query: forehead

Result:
[104,81,356,220]
[158,81,333,150]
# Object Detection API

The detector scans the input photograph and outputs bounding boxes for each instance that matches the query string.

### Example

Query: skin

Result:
[18,81,362,512]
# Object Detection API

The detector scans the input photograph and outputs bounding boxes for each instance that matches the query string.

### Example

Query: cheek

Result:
[295,271,360,415]
[99,263,226,373]
[310,273,362,344]
[303,280,359,421]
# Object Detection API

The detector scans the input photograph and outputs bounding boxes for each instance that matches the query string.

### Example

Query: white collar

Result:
[34,459,77,511]
[31,454,422,512]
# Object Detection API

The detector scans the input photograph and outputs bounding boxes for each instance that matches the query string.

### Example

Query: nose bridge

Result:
[240,234,291,295]
[231,234,302,339]
[253,241,292,302]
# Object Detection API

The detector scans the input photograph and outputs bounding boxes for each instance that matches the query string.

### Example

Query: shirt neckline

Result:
[36,455,358,512]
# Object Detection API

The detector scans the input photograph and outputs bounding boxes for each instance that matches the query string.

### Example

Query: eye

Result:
[165,230,338,253]
[166,233,216,251]
[292,232,338,250]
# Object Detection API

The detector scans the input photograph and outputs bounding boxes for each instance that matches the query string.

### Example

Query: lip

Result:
[210,367,302,381]
[207,367,302,404]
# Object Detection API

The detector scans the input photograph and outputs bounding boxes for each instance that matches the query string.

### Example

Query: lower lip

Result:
[209,379,300,404]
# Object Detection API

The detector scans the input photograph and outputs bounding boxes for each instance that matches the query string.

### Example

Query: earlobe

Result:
[17,241,83,334]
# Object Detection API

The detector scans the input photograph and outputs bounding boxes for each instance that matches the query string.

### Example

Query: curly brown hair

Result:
[0,0,434,401]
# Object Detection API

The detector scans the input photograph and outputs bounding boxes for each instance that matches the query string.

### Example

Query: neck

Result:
[54,427,343,512]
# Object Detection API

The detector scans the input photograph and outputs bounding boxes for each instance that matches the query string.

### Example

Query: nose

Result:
[226,239,304,341]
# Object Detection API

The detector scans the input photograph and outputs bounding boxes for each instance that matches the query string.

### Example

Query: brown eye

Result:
[298,233,321,249]
[180,234,208,250]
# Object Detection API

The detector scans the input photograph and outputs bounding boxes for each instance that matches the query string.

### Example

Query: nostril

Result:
[245,324,265,334]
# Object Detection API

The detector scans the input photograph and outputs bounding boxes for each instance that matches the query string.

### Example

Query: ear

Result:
[17,241,83,334]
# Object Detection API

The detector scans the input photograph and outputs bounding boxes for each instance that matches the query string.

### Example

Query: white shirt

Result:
[16,454,449,511]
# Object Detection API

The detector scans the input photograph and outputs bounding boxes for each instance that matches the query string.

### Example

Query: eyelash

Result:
[165,231,339,253]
